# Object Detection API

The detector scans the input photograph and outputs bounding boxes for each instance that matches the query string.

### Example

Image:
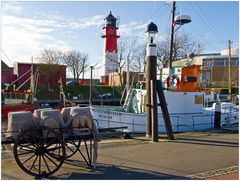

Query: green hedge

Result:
[36,85,60,99]
[220,87,239,94]
[65,85,122,100]
[65,85,90,99]
[1,83,122,100]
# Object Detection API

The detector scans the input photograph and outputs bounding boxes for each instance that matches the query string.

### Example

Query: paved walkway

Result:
[1,129,239,180]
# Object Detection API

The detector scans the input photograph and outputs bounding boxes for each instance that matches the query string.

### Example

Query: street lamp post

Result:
[89,66,94,105]
[145,22,158,142]
[228,39,233,100]
[145,22,175,141]
[168,1,191,75]
[169,1,176,70]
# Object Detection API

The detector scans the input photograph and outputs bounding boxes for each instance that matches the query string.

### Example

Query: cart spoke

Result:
[43,153,59,167]
[14,126,65,177]
[64,140,81,158]
[47,151,62,159]
[74,140,81,147]
[42,154,51,173]
[69,140,80,147]
[46,137,58,148]
[65,144,74,153]
[43,130,50,145]
[19,146,35,151]
[22,153,36,164]
[47,146,63,152]
[24,133,38,147]
[17,150,35,156]
[58,143,60,156]
[29,155,38,172]
[39,155,41,175]
[53,143,60,155]
[19,143,34,149]
[19,147,35,152]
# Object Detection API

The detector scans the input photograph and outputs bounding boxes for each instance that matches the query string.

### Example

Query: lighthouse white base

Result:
[101,52,118,77]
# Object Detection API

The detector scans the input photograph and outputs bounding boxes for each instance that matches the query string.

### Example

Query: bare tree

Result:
[80,53,89,79]
[37,49,64,91]
[133,43,147,73]
[38,49,63,64]
[126,38,138,71]
[157,31,204,69]
[114,41,126,87]
[108,37,138,87]
[63,51,89,83]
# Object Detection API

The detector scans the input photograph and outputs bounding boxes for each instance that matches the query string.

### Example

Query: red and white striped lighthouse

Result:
[100,11,120,83]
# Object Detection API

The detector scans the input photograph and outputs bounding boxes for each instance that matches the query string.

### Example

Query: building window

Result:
[225,58,239,66]
[206,61,214,67]
[214,60,224,67]
[233,59,239,66]
[206,72,211,80]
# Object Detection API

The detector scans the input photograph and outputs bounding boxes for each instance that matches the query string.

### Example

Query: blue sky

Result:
[1,1,239,78]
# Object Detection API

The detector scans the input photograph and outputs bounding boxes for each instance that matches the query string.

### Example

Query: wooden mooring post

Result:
[156,80,174,140]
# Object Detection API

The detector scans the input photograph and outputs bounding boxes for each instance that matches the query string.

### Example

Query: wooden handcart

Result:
[2,125,94,178]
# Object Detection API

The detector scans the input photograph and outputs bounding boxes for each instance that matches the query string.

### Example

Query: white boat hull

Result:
[90,89,239,133]
[90,106,237,133]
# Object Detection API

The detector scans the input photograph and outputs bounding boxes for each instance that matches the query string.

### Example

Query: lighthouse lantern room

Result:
[100,11,120,83]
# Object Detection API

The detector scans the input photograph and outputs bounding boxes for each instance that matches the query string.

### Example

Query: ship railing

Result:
[92,103,238,134]
[221,105,239,114]
[93,113,218,133]
[222,112,239,127]
[2,91,32,103]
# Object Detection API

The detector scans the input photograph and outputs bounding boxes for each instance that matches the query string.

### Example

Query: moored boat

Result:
[1,63,38,129]
[90,88,238,133]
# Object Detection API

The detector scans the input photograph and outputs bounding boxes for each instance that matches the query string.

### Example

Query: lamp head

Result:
[174,15,191,25]
[145,22,158,43]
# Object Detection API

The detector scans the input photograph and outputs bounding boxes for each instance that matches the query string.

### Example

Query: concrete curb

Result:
[187,166,239,179]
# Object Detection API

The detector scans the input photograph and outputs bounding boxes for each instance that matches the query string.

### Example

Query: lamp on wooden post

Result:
[145,22,158,142]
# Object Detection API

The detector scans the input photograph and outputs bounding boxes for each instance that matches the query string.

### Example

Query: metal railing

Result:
[3,92,28,100]
[91,103,239,133]
[92,110,216,133]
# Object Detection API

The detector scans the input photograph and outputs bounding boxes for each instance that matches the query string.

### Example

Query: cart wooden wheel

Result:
[13,126,66,177]
[64,139,81,158]
[51,138,80,159]
[61,124,82,158]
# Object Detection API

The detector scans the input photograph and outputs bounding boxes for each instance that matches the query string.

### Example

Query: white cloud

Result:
[2,3,164,69]
[2,14,72,65]
[156,34,168,43]
[3,15,63,32]
[68,15,105,29]
[203,33,211,39]
[2,3,24,14]
[117,22,151,44]
[1,5,106,65]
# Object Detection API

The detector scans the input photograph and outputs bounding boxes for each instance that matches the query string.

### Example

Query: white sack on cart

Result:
[61,107,72,126]
[33,108,52,126]
[40,109,64,137]
[6,111,34,138]
[69,107,100,168]
[69,107,100,141]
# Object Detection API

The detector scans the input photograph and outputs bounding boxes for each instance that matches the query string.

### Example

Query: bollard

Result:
[214,102,221,128]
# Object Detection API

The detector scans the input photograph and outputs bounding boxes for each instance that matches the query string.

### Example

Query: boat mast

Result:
[30,56,35,103]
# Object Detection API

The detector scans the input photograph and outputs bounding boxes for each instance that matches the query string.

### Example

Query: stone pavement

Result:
[1,129,239,180]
